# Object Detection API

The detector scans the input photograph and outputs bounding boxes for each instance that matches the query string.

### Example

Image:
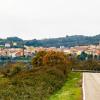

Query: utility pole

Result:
[22,43,25,57]
[99,41,100,50]
[96,41,100,60]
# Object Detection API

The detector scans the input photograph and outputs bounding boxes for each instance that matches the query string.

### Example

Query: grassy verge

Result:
[49,72,82,100]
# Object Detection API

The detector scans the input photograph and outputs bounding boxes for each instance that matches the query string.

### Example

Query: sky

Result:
[0,0,100,40]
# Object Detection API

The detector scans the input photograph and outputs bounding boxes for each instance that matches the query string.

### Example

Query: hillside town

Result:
[0,41,100,62]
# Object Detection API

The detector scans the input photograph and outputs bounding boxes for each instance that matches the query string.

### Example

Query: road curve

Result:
[83,73,100,100]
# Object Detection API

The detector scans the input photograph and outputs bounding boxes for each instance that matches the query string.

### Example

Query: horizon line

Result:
[0,33,100,40]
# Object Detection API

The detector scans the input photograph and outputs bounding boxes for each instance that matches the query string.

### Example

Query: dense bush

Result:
[0,62,25,77]
[0,64,66,100]
[82,60,100,70]
[43,51,67,65]
[32,51,47,66]
[71,59,100,70]
[32,51,71,75]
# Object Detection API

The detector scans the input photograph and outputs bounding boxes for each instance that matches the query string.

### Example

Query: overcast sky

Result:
[0,0,100,39]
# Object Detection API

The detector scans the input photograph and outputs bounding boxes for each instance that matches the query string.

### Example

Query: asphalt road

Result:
[83,73,100,100]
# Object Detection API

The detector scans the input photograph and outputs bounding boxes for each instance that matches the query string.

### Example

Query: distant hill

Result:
[0,37,23,46]
[0,34,100,47]
[25,34,100,47]
[6,37,23,42]
[24,39,42,47]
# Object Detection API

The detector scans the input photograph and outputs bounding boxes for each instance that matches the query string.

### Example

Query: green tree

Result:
[79,51,87,60]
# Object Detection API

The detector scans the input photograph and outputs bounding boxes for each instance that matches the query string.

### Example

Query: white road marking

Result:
[83,73,86,100]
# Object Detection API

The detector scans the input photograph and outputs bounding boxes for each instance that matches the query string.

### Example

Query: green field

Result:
[49,72,82,100]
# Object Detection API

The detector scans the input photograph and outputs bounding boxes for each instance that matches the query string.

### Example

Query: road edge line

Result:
[83,73,86,100]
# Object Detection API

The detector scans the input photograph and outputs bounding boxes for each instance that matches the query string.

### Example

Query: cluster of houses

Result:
[0,42,100,60]
[0,48,34,58]
[0,46,59,58]
[63,45,100,56]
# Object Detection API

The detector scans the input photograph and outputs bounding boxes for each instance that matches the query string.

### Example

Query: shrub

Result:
[0,62,23,77]
[32,51,71,75]
[32,51,47,66]
[43,51,67,65]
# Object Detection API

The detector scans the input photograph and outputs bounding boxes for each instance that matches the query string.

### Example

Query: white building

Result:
[5,43,11,48]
